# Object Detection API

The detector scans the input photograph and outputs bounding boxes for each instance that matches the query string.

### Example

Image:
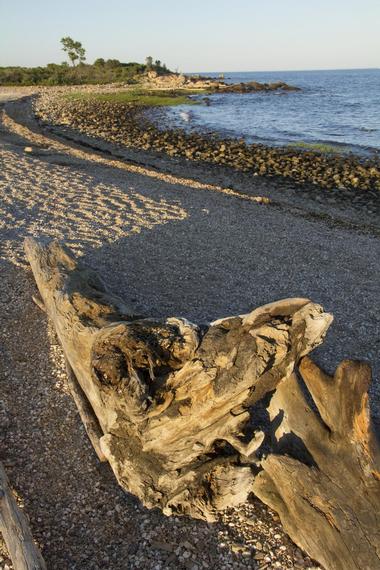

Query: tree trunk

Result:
[253,356,380,570]
[24,237,332,521]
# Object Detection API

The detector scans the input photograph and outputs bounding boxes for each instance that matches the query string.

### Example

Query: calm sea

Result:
[163,69,380,155]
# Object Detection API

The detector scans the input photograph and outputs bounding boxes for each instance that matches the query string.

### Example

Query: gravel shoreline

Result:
[0,88,379,569]
[33,88,380,192]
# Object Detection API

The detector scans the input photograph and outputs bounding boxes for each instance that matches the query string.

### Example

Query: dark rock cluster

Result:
[215,81,301,93]
[34,96,380,191]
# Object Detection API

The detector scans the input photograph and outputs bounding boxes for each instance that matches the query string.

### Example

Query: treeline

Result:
[0,59,170,86]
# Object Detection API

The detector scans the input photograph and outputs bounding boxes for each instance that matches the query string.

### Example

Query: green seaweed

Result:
[288,141,350,154]
[65,89,204,107]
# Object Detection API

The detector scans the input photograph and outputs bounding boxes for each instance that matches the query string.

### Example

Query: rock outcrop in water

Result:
[214,81,301,93]
[144,70,300,92]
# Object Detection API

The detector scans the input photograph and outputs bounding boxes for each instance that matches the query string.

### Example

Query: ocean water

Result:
[163,69,380,155]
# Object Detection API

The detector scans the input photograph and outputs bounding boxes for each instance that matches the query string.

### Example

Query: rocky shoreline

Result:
[144,70,301,93]
[33,90,380,192]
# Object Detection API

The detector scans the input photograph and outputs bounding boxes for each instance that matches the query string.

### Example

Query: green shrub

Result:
[0,60,168,86]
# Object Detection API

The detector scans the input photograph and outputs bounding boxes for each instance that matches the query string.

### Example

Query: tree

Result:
[145,56,153,70]
[154,59,161,68]
[61,37,86,66]
[105,59,121,68]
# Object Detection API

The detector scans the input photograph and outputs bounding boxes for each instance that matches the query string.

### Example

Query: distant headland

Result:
[0,36,299,93]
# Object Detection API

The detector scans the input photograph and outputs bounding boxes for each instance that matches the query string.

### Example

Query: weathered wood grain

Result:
[0,462,46,570]
[64,359,107,462]
[24,237,332,521]
[253,357,380,570]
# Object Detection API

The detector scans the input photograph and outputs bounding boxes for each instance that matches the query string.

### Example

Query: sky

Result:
[1,0,379,72]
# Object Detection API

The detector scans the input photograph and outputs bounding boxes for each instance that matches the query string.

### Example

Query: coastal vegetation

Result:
[0,36,169,86]
[0,60,167,86]
[65,89,203,107]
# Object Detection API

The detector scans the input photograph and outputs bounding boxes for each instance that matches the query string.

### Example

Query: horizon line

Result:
[184,66,379,74]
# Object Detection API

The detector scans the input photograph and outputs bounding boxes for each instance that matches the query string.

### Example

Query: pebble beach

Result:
[0,85,379,569]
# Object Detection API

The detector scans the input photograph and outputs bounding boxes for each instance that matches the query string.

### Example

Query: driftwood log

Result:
[25,238,380,569]
[253,357,380,570]
[64,359,107,462]
[0,462,46,570]
[24,238,332,521]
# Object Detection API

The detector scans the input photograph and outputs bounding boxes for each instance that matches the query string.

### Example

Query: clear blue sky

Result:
[1,0,379,71]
